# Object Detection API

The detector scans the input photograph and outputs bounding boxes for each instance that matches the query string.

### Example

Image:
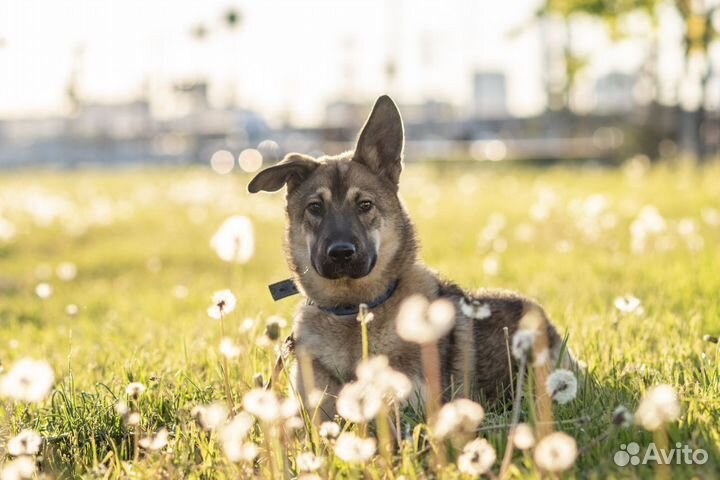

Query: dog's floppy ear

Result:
[353,95,404,186]
[247,153,318,193]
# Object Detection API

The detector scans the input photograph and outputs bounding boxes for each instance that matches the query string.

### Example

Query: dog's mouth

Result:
[312,253,377,280]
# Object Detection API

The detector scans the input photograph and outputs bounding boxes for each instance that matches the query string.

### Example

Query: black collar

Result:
[268,278,400,317]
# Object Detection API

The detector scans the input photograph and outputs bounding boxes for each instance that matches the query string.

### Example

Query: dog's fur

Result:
[249,95,567,419]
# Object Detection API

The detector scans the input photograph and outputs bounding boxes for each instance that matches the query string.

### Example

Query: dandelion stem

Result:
[359,304,370,362]
[499,356,527,479]
[420,341,446,468]
[463,321,473,398]
[376,405,394,472]
[653,428,671,480]
[219,312,234,411]
[503,326,514,399]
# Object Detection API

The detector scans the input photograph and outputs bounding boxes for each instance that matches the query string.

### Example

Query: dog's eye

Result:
[306,202,323,216]
[358,200,373,213]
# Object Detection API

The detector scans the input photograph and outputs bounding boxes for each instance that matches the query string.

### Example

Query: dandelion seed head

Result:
[208,290,237,319]
[65,303,79,316]
[319,421,340,439]
[34,282,52,299]
[115,400,129,416]
[396,295,455,344]
[138,428,169,451]
[459,298,491,320]
[0,358,54,403]
[219,337,242,359]
[7,430,42,456]
[125,382,146,398]
[210,215,255,263]
[533,431,577,472]
[512,423,535,450]
[219,412,256,462]
[546,369,578,404]
[612,405,633,428]
[334,432,376,463]
[56,262,77,281]
[635,384,680,431]
[511,330,535,361]
[614,294,643,315]
[172,285,189,299]
[243,388,280,423]
[284,415,305,431]
[240,317,256,333]
[457,438,496,476]
[336,381,383,423]
[125,412,141,426]
[0,456,36,480]
[433,398,485,439]
[194,402,229,430]
[296,452,325,472]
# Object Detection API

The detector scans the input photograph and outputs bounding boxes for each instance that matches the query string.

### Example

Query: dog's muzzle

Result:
[313,239,376,279]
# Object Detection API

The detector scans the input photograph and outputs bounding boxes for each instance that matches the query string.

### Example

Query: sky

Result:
[0,0,687,126]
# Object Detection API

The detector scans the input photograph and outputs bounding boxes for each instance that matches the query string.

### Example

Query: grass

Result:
[0,161,719,478]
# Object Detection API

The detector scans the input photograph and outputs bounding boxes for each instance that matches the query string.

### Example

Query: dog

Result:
[248,95,569,419]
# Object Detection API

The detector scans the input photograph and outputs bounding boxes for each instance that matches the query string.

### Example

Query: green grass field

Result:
[1,163,719,478]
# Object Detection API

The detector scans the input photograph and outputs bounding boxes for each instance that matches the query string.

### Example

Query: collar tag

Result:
[268,279,300,301]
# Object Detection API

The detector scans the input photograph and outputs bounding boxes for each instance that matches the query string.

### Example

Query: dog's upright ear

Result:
[248,153,318,194]
[353,95,404,186]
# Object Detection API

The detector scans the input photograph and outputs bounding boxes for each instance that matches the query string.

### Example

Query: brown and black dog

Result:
[249,95,570,419]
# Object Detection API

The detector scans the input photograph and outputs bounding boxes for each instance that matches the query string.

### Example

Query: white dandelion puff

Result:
[396,295,455,344]
[336,381,383,423]
[0,358,54,403]
[243,388,280,423]
[65,304,79,316]
[220,412,257,462]
[138,428,169,451]
[512,423,535,450]
[7,430,42,456]
[546,369,578,404]
[210,215,255,263]
[239,317,256,333]
[334,432,376,463]
[207,290,237,319]
[193,402,229,431]
[614,294,643,315]
[125,382,146,399]
[0,457,36,480]
[296,452,325,472]
[457,438,496,476]
[432,398,485,439]
[533,432,577,472]
[634,384,680,431]
[115,400,129,416]
[612,405,633,428]
[34,282,52,299]
[56,262,77,281]
[219,337,242,359]
[459,298,492,320]
[511,330,535,361]
[125,412,140,427]
[319,421,340,439]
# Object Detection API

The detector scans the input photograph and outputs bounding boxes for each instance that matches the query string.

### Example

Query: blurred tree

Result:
[538,0,720,161]
[224,8,243,30]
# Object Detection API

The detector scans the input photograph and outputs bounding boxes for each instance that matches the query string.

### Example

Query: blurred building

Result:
[472,72,508,119]
[594,73,635,115]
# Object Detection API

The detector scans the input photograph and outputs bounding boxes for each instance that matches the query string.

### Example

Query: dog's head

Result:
[248,95,416,303]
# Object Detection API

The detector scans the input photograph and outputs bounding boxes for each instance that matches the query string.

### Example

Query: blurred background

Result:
[3,0,720,169]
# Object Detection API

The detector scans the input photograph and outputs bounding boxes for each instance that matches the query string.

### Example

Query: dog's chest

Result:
[293,305,421,381]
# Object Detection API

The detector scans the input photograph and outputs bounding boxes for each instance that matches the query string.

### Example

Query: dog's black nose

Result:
[327,242,357,263]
